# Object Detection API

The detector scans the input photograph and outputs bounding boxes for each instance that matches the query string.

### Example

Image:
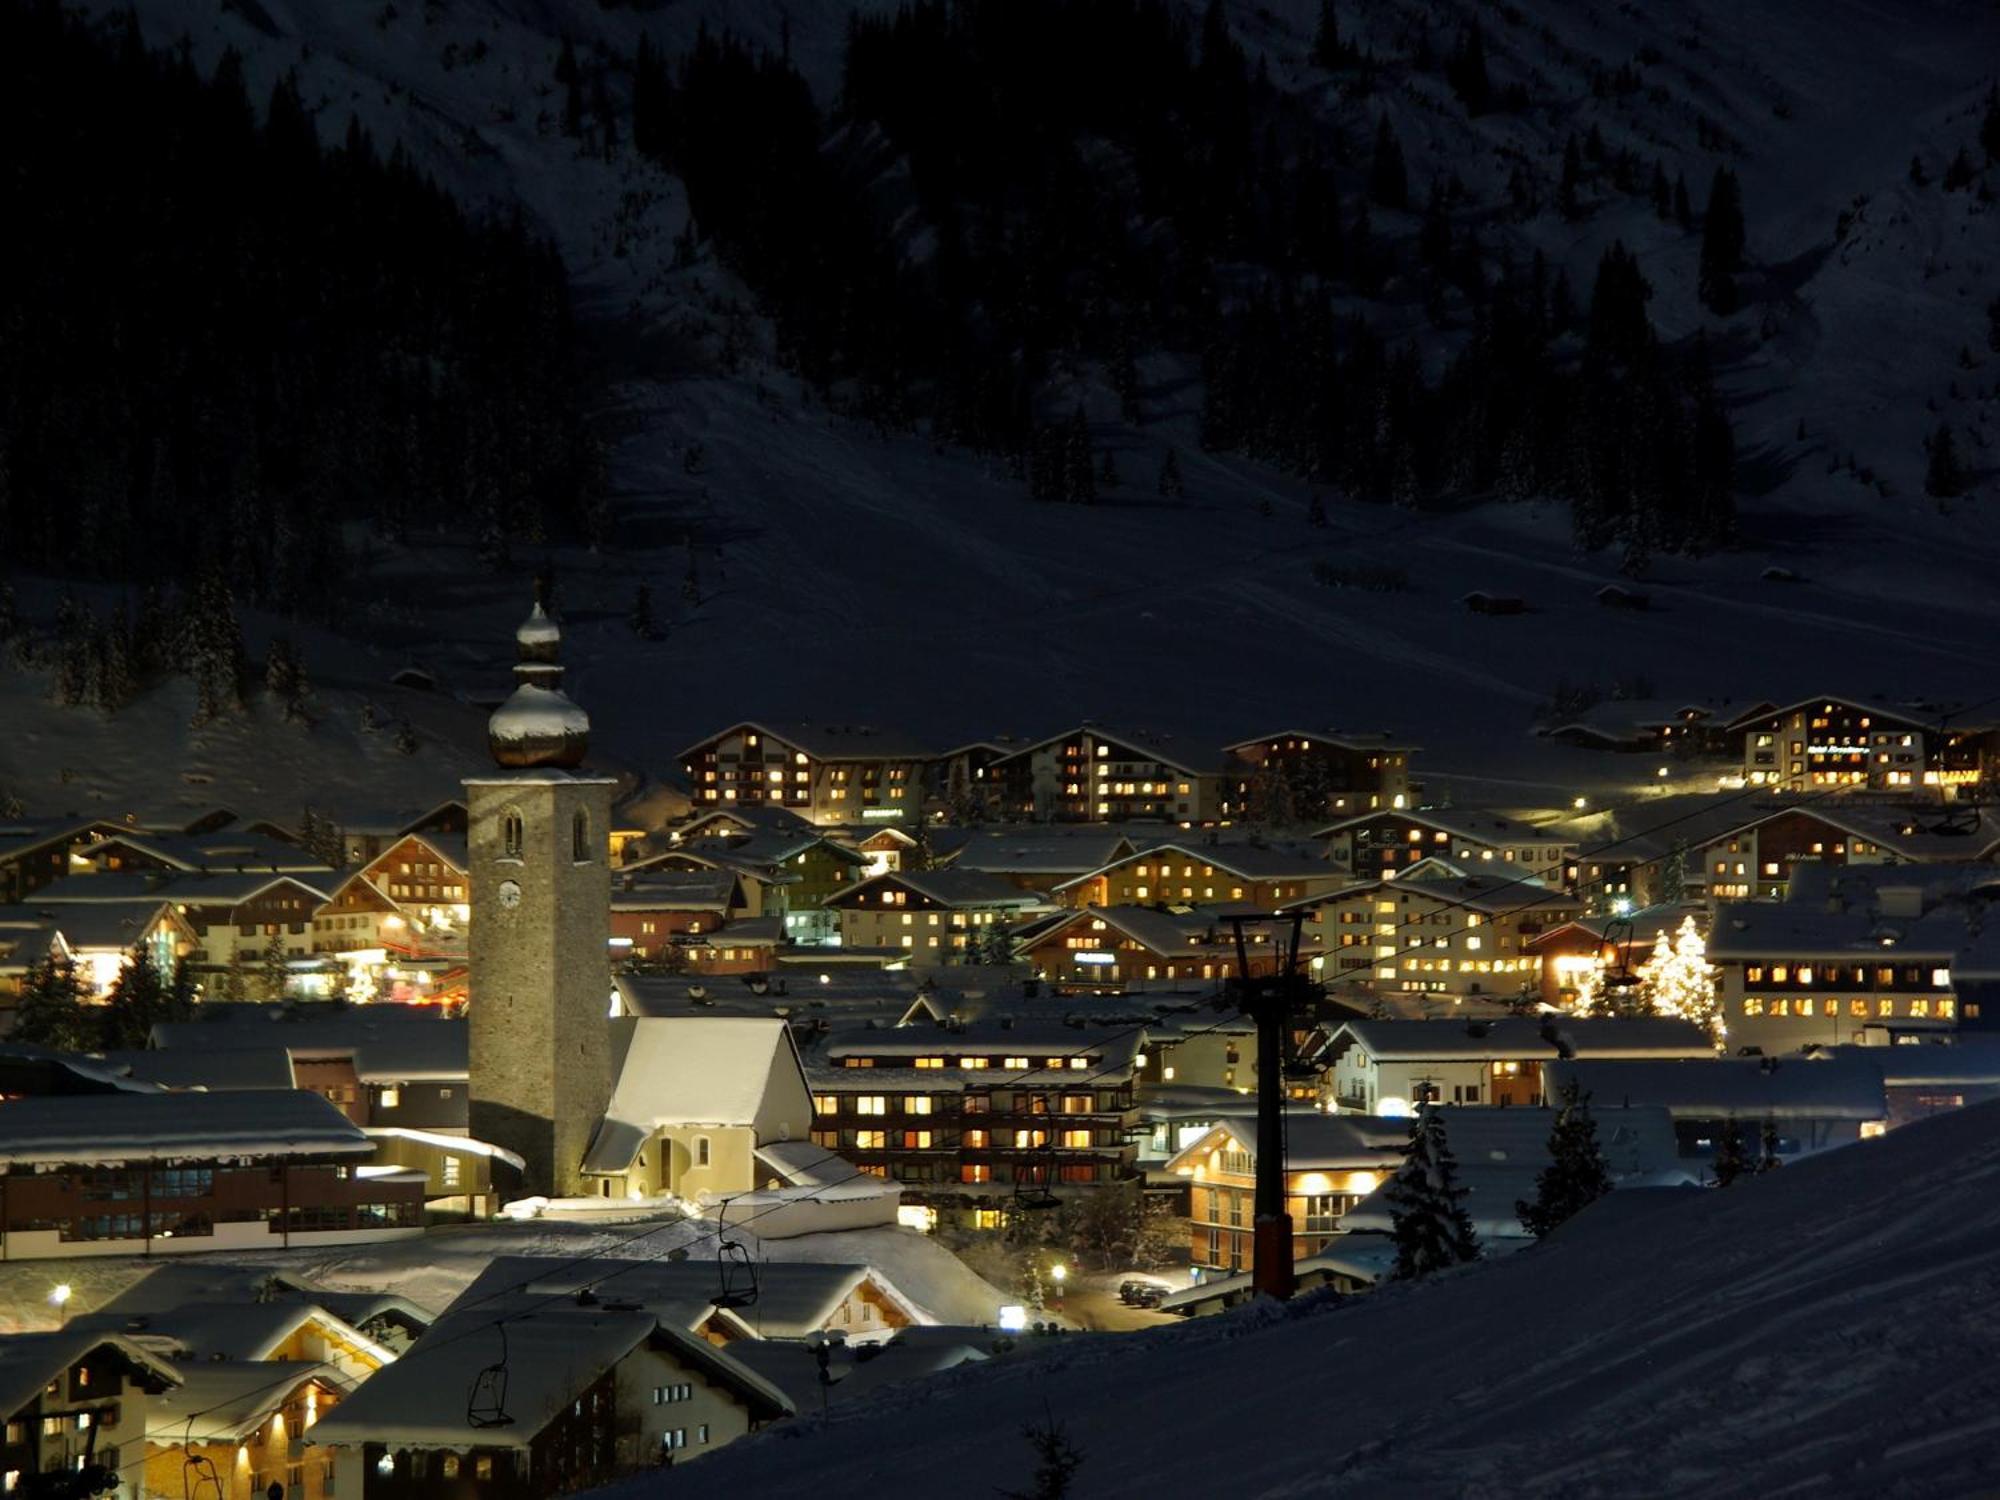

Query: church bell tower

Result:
[465,600,615,1199]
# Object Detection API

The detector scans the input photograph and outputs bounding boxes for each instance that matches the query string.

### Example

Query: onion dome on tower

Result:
[486,601,591,769]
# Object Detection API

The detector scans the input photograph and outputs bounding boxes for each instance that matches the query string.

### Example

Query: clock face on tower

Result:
[497,879,523,910]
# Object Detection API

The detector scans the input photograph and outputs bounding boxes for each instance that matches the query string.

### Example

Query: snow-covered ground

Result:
[0,1213,1009,1334]
[3,0,1995,825]
[594,1101,2000,1498]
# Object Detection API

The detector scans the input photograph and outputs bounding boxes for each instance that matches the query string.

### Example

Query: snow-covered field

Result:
[595,1101,2000,1498]
[4,0,1996,824]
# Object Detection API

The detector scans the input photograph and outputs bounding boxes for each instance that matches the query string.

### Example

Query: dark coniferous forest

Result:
[0,0,599,618]
[632,0,1735,558]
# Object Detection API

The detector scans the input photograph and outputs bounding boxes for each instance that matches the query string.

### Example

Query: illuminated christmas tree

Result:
[1643,915,1724,1047]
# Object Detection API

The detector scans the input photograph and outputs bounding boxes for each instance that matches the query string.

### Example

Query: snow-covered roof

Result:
[145,1361,351,1443]
[0,1088,374,1166]
[0,1332,181,1420]
[1164,1115,1407,1174]
[827,868,1048,910]
[1313,808,1575,846]
[1327,1017,1713,1064]
[1289,873,1579,916]
[1547,1057,1888,1119]
[74,830,333,875]
[755,1140,856,1189]
[986,724,1223,776]
[584,1017,814,1174]
[1221,729,1418,756]
[98,1046,298,1091]
[681,721,938,764]
[1706,901,1966,961]
[1055,841,1332,890]
[1820,1038,2000,1086]
[150,1013,468,1082]
[310,1308,791,1449]
[945,828,1140,876]
[31,870,331,907]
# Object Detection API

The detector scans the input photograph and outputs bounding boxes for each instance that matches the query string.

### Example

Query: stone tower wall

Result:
[465,771,617,1198]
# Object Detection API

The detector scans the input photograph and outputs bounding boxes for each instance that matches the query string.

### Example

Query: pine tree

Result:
[101,944,185,1049]
[1659,840,1688,905]
[1925,422,1968,499]
[53,592,91,707]
[1558,135,1584,221]
[1712,1116,1751,1186]
[557,38,583,137]
[185,569,246,727]
[1517,1082,1614,1238]
[1369,117,1408,210]
[261,930,290,1001]
[1984,83,2000,164]
[1698,167,1746,314]
[12,952,97,1051]
[264,635,308,722]
[630,584,659,640]
[1387,1108,1480,1278]
[95,604,135,713]
[1157,448,1184,498]
[1063,406,1096,504]
[1650,162,1672,219]
[1311,0,1342,68]
[1307,493,1328,527]
[1987,294,2000,355]
[1445,22,1490,115]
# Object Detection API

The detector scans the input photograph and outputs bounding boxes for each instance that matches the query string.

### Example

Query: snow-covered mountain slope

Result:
[596,1102,2000,1499]
[9,0,1996,822]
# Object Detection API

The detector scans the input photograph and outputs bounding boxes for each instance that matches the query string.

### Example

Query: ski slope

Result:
[598,1102,2000,1499]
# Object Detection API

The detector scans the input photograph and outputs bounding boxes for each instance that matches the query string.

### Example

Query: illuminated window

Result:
[856,1131,886,1150]
[856,1096,886,1115]
[1062,1129,1091,1148]
[903,1096,932,1114]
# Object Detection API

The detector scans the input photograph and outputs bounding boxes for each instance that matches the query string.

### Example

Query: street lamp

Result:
[49,1284,73,1325]
[1050,1263,1067,1308]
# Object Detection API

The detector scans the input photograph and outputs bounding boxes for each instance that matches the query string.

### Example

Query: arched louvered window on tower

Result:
[572,808,591,863]
[502,809,524,860]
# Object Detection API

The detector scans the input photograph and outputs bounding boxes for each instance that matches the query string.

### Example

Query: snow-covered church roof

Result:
[582,1017,815,1174]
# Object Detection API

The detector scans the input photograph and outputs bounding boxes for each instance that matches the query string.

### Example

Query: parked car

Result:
[1128,1285,1166,1309]
[1119,1278,1170,1305]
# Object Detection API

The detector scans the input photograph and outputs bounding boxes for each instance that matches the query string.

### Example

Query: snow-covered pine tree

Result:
[1387,1107,1480,1279]
[52,591,90,707]
[1064,405,1096,505]
[12,952,96,1051]
[184,569,246,726]
[1516,1081,1614,1238]
[1712,1116,1751,1186]
[1983,82,2000,164]
[264,635,308,722]
[261,930,290,1001]
[102,944,192,1049]
[1157,448,1184,498]
[630,583,658,640]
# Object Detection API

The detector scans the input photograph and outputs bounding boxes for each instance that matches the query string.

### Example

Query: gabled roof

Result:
[146,1361,350,1444]
[1313,808,1575,846]
[1221,729,1418,756]
[1327,1017,1714,1064]
[1706,901,1967,961]
[0,1088,374,1166]
[947,829,1140,877]
[1164,1114,1406,1174]
[1026,904,1308,960]
[676,805,819,842]
[1053,841,1332,892]
[584,1017,814,1174]
[827,869,1048,910]
[31,871,332,907]
[1691,801,2000,864]
[986,725,1223,777]
[362,830,470,875]
[73,1300,392,1369]
[1546,1056,1888,1120]
[76,830,334,876]
[612,869,741,913]
[1288,873,1579,917]
[0,818,134,865]
[1725,696,1985,733]
[0,1332,181,1421]
[681,721,937,764]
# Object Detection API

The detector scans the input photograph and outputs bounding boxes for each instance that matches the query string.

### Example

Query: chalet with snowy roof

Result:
[1054,842,1341,912]
[0,898,195,1000]
[609,868,752,960]
[1219,730,1417,822]
[581,1017,814,1202]
[0,1331,181,1493]
[1299,874,1581,999]
[1821,1037,2000,1127]
[1322,1016,1715,1114]
[95,1264,433,1354]
[34,870,331,994]
[823,870,1048,962]
[674,823,871,943]
[1544,1055,1888,1160]
[1166,1114,1406,1273]
[808,1023,1144,1228]
[0,1088,424,1259]
[987,726,1223,824]
[1734,697,1995,794]
[1692,801,2000,902]
[1543,698,1767,758]
[1314,808,1576,885]
[356,832,469,925]
[1136,1012,1264,1092]
[307,1302,793,1496]
[941,828,1141,893]
[140,1360,352,1500]
[1707,897,1971,1052]
[1020,905,1321,993]
[681,721,933,826]
[0,817,135,903]
[74,829,334,879]
[317,800,468,868]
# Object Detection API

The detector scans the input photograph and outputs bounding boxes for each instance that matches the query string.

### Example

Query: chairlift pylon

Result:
[1011,1140,1061,1211]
